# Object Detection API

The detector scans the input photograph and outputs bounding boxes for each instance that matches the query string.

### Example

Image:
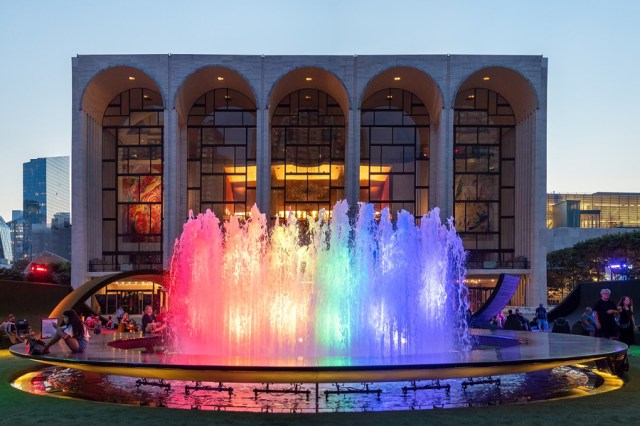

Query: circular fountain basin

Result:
[10,330,626,384]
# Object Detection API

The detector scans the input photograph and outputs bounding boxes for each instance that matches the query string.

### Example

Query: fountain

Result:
[167,201,471,359]
[8,201,629,412]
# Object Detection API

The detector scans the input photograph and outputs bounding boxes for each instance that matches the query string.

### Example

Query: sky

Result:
[0,0,639,221]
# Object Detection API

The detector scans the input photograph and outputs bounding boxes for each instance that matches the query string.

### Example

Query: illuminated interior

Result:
[360,88,430,216]
[93,279,166,316]
[221,164,391,219]
[454,88,516,268]
[101,88,164,270]
[187,88,257,220]
[270,89,346,220]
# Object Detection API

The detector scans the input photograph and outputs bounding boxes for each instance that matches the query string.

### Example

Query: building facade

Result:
[72,54,548,306]
[0,217,12,265]
[22,156,71,259]
[30,212,72,260]
[547,192,640,229]
[9,210,24,262]
[547,192,640,252]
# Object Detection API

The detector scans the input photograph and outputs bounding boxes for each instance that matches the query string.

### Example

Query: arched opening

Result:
[175,66,258,221]
[50,270,165,318]
[270,88,346,220]
[359,66,442,218]
[101,88,164,270]
[186,88,257,219]
[360,88,430,216]
[453,87,515,267]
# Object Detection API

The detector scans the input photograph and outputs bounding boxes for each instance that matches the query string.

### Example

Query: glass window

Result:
[270,89,345,220]
[102,88,163,271]
[454,88,515,266]
[187,88,257,220]
[360,88,430,217]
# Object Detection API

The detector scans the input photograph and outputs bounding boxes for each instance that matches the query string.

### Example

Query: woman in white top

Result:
[44,309,89,353]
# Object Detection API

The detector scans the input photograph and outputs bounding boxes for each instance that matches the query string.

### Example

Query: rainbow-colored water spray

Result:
[167,201,470,358]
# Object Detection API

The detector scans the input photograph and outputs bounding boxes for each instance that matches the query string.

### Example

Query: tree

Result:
[0,259,30,282]
[547,231,640,298]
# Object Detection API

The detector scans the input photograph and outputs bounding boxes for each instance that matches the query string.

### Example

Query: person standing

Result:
[593,288,618,340]
[617,296,637,346]
[535,303,549,331]
[116,306,124,324]
[581,307,597,336]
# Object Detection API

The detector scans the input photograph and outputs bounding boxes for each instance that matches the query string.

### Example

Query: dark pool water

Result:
[13,366,595,413]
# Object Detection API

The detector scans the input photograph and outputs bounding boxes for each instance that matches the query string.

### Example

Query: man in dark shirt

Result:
[535,303,549,331]
[504,309,523,330]
[593,288,618,339]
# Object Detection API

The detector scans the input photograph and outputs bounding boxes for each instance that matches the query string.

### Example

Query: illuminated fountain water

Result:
[167,201,470,359]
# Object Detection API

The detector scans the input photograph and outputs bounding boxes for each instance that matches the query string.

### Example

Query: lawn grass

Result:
[1,347,639,425]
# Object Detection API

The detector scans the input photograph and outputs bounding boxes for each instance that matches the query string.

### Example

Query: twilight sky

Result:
[0,0,638,221]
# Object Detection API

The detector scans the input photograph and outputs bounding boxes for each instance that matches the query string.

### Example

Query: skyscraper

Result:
[9,210,24,262]
[0,217,12,265]
[23,156,70,259]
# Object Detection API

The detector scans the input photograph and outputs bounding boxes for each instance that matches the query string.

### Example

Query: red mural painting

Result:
[122,176,162,239]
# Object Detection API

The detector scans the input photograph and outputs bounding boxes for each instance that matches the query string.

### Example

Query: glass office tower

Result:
[22,156,70,258]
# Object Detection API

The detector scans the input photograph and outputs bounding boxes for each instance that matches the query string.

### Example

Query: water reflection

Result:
[13,366,593,413]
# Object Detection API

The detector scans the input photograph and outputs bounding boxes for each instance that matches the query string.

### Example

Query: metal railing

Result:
[466,260,530,270]
[87,262,163,272]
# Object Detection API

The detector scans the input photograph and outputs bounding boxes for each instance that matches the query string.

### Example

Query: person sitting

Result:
[141,305,167,334]
[84,314,95,329]
[504,309,523,330]
[0,314,23,344]
[118,312,138,332]
[104,316,114,330]
[89,315,102,330]
[552,317,571,334]
[43,309,90,354]
[515,309,530,331]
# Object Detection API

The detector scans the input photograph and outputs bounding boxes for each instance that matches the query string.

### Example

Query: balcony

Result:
[466,259,530,270]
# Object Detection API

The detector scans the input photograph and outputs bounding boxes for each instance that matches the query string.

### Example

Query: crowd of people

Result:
[491,304,548,331]
[590,288,637,346]
[113,306,168,334]
[0,304,170,355]
[488,289,637,348]
[6,288,636,358]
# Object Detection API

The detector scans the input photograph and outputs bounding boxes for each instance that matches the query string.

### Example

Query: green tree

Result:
[0,259,29,281]
[548,231,640,298]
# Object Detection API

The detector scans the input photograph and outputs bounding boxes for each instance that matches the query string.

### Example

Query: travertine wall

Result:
[72,54,547,304]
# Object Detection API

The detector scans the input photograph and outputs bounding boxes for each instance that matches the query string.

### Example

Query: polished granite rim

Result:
[10,330,627,383]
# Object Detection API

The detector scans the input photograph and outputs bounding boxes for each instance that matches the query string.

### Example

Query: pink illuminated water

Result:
[167,201,470,358]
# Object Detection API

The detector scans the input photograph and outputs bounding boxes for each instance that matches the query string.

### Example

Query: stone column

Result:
[256,106,270,215]
[71,110,87,289]
[163,108,180,269]
[345,108,360,205]
[436,106,455,219]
